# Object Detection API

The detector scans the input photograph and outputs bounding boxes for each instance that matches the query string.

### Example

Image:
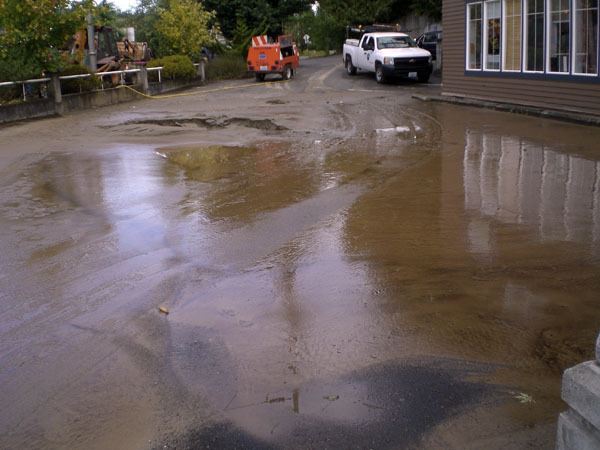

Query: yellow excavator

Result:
[67,25,152,73]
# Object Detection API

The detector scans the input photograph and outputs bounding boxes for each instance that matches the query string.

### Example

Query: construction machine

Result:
[66,26,151,74]
[247,35,299,81]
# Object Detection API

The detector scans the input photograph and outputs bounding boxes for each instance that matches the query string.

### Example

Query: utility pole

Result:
[86,13,97,72]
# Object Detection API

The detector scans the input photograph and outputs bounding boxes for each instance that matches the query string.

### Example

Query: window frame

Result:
[464,0,600,81]
[484,0,503,71]
[523,0,546,73]
[571,0,599,76]
[546,0,571,74]
[466,2,484,71]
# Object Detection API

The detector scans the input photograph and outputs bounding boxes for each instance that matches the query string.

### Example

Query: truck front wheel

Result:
[375,64,386,83]
[346,56,357,75]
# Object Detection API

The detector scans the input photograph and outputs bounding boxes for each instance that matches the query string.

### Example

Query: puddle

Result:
[2,99,600,450]
[157,359,491,449]
[464,132,600,247]
[156,145,257,181]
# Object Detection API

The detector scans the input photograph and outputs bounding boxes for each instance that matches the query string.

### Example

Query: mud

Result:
[0,56,599,449]
[120,116,289,131]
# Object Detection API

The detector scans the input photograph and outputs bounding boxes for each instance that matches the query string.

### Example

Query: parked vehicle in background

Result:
[246,35,300,81]
[343,32,433,83]
[416,31,442,61]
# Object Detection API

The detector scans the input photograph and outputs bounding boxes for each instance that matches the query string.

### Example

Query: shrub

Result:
[205,53,249,81]
[148,55,196,81]
[60,65,101,94]
[0,63,35,104]
[0,85,21,104]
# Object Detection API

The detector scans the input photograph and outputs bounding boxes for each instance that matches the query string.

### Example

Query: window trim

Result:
[546,0,571,74]
[484,0,503,71]
[464,0,600,81]
[571,0,599,76]
[523,0,546,73]
[466,2,484,71]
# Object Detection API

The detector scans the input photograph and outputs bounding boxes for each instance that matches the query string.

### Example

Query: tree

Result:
[317,0,397,25]
[0,0,82,80]
[410,0,441,21]
[154,0,215,59]
[203,0,310,39]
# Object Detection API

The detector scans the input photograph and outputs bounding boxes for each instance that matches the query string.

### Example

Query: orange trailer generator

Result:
[247,35,300,81]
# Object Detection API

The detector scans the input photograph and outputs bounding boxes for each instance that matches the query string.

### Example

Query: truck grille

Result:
[393,57,430,71]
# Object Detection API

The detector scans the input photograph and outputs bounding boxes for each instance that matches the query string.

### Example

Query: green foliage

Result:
[0,0,82,81]
[410,0,442,21]
[230,15,268,57]
[285,0,440,53]
[0,0,135,82]
[286,11,345,52]
[148,54,196,80]
[154,0,215,59]
[205,54,249,81]
[60,64,102,94]
[203,0,310,39]
[0,84,21,104]
[318,0,387,24]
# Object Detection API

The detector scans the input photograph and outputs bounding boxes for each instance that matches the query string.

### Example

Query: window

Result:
[573,0,598,75]
[484,0,502,70]
[468,3,483,69]
[525,0,545,71]
[377,36,416,49]
[503,0,522,70]
[547,0,570,73]
[465,0,600,78]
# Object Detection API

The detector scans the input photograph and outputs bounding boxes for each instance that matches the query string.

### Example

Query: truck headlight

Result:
[383,57,394,65]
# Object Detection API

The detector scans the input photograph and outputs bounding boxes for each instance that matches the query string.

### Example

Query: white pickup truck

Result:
[343,32,433,83]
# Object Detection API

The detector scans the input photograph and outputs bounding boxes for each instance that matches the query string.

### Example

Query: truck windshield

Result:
[377,36,416,49]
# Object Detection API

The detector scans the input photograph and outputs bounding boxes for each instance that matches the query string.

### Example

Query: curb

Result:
[412,94,600,127]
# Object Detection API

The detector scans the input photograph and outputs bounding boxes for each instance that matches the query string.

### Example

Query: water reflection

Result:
[464,130,600,249]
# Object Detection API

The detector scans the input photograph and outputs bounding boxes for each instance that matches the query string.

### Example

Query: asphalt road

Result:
[1,56,599,449]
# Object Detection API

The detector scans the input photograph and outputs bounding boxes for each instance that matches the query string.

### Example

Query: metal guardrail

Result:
[0,64,202,100]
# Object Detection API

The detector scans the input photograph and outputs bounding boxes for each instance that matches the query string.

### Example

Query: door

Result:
[358,36,375,71]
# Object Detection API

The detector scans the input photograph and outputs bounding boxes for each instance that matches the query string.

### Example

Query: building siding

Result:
[442,0,600,116]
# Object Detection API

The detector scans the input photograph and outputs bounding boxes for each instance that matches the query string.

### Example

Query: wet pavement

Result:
[1,56,599,449]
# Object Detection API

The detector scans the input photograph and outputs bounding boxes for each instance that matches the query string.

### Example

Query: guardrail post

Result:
[197,58,207,82]
[50,75,64,115]
[139,66,149,94]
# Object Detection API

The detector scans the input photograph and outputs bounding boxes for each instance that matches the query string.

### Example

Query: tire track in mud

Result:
[108,116,289,132]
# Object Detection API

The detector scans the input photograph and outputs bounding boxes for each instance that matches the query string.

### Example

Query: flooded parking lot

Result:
[0,57,599,449]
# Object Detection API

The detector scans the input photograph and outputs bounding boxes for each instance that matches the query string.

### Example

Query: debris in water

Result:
[159,306,169,315]
[323,395,339,401]
[513,392,534,404]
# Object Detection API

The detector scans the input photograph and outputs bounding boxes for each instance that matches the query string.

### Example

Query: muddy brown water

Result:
[0,97,599,449]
